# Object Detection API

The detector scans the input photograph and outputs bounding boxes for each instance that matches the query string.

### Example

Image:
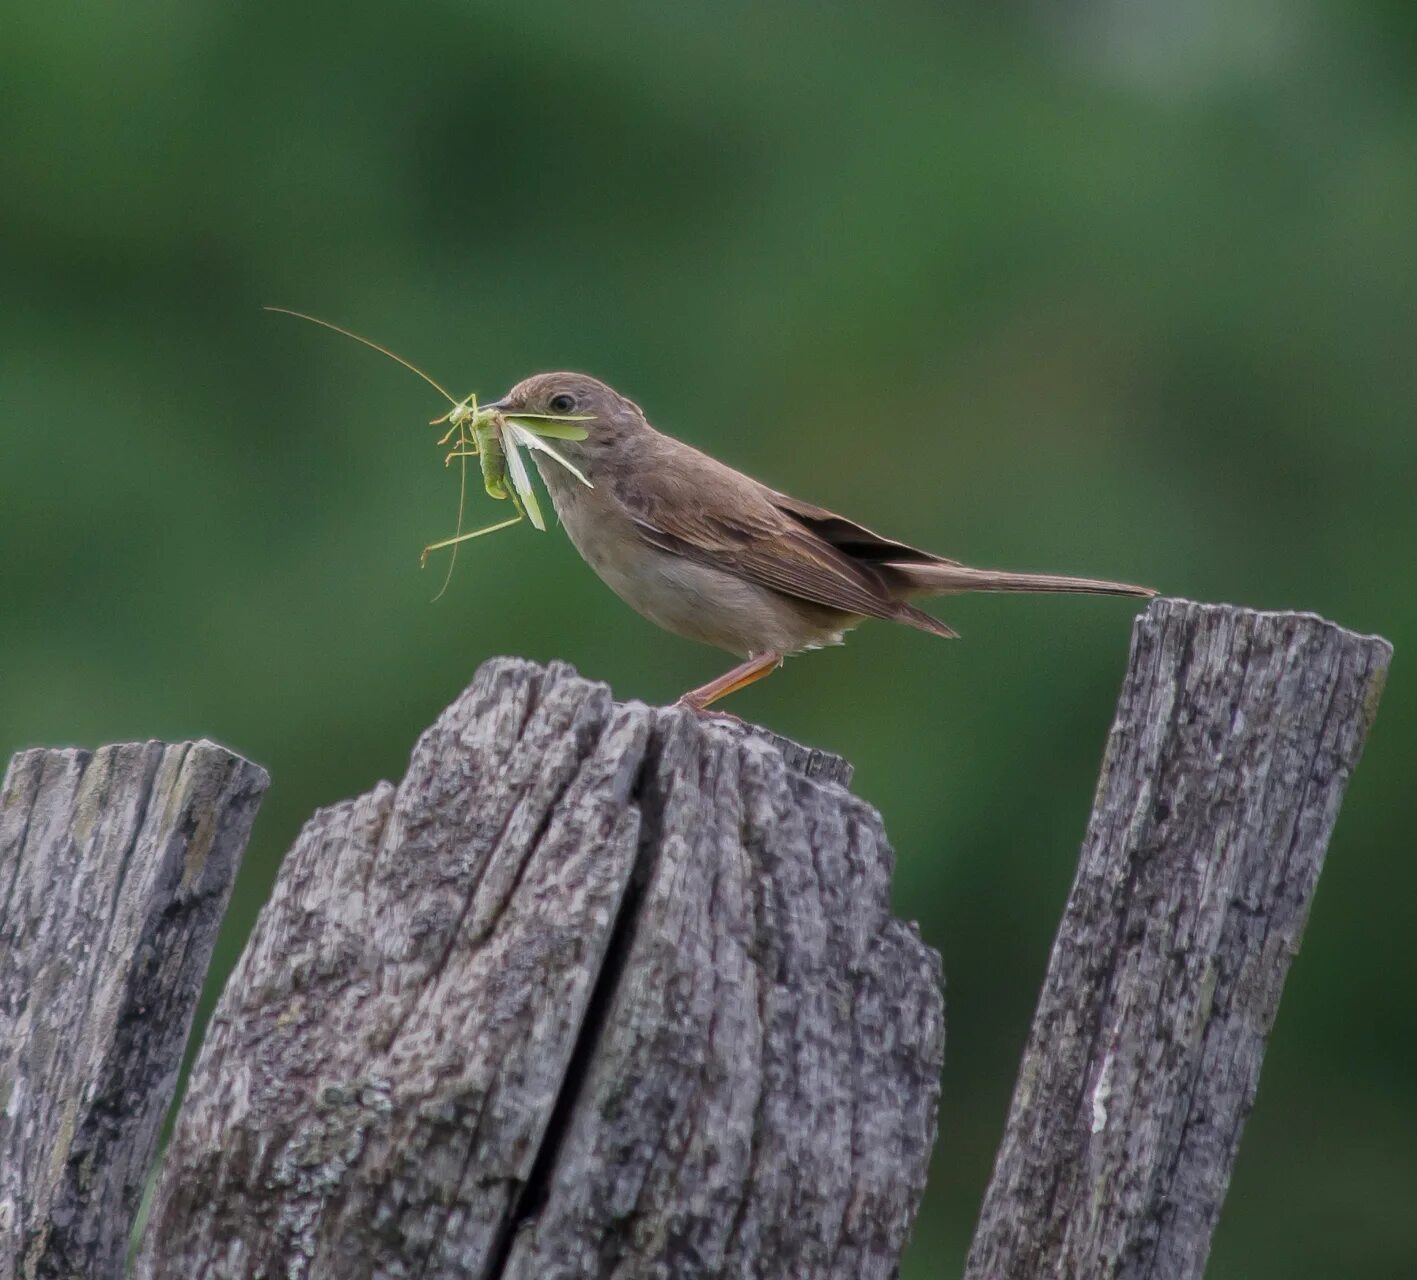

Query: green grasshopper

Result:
[266,308,592,599]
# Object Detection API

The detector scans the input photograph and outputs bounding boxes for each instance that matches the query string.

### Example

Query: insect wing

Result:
[505,422,593,489]
[502,413,591,440]
[499,425,546,530]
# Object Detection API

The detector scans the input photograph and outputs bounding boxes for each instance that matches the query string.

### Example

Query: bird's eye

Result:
[549,393,577,414]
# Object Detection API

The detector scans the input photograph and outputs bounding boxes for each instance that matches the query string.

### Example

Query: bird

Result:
[484,372,1156,712]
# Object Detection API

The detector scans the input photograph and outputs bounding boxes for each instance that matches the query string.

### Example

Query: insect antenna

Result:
[263,306,460,406]
[265,305,480,600]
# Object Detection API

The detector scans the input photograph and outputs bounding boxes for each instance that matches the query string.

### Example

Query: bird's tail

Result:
[891,562,1156,599]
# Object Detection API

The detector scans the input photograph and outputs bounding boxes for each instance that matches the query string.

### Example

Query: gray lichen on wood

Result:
[964,599,1392,1280]
[0,739,268,1280]
[136,659,944,1280]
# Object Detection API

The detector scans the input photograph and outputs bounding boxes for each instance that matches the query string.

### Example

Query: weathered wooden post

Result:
[0,741,268,1280]
[134,659,946,1279]
[964,600,1391,1279]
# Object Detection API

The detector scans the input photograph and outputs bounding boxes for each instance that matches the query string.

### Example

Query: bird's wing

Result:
[765,491,959,568]
[614,447,958,638]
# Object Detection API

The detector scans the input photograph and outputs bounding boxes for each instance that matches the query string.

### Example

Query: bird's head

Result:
[488,372,648,475]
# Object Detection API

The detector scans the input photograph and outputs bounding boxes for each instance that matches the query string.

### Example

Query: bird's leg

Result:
[676,651,784,713]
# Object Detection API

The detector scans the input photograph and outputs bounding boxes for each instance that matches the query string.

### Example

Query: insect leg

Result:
[419,513,524,566]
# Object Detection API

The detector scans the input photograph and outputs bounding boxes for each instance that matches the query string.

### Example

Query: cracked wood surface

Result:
[136,658,944,1280]
[964,599,1392,1280]
[0,739,269,1280]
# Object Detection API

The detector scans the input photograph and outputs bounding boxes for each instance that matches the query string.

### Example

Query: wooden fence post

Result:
[134,659,946,1280]
[964,600,1391,1279]
[0,740,268,1280]
[4,597,1390,1280]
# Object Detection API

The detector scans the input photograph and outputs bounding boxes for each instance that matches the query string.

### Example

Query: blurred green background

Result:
[3,1,1413,1274]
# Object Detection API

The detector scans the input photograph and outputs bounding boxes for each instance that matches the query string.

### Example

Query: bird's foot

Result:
[673,696,746,725]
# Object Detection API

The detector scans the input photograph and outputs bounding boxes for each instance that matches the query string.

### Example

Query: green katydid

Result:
[264,307,593,599]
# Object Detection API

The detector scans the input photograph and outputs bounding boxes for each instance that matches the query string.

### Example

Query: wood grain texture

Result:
[136,658,943,1280]
[0,739,268,1280]
[964,599,1392,1280]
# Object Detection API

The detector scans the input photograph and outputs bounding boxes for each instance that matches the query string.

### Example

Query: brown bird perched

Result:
[485,372,1156,712]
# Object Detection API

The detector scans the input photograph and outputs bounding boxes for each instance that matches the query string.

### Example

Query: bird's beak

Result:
[483,397,509,413]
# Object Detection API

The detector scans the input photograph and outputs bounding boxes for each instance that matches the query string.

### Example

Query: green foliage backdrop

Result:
[3,2,1413,1274]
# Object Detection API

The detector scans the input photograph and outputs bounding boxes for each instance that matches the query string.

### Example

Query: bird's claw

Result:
[673,697,745,725]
